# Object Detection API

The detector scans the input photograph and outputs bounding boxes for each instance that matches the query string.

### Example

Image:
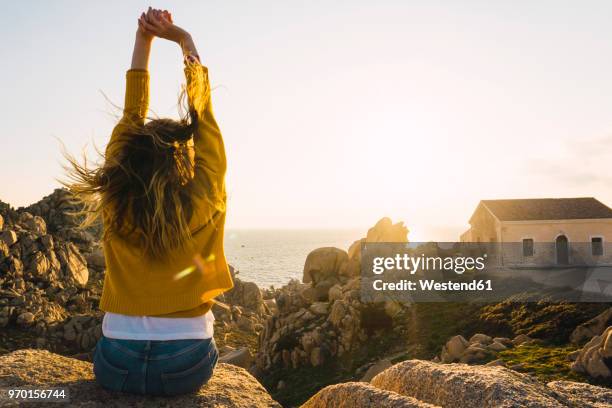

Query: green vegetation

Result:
[480,300,608,344]
[498,344,585,382]
[498,343,612,389]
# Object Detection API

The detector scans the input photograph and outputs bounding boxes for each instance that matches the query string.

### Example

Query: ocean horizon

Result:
[224,228,363,288]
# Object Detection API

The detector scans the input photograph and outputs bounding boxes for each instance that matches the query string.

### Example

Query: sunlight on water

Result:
[224,229,362,288]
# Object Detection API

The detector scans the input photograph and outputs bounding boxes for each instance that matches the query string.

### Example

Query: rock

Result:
[22,213,47,235]
[312,278,336,301]
[485,359,505,367]
[58,242,89,287]
[309,302,330,316]
[512,334,532,346]
[219,347,254,370]
[440,335,468,363]
[371,360,569,407]
[571,326,612,378]
[302,382,437,408]
[310,347,324,367]
[0,349,280,407]
[547,380,612,407]
[347,239,364,261]
[222,273,265,317]
[360,359,393,382]
[17,311,35,326]
[469,333,493,345]
[0,240,9,260]
[339,258,360,279]
[40,234,54,249]
[571,307,612,345]
[0,229,17,246]
[603,329,612,359]
[264,298,277,314]
[328,284,343,302]
[86,247,105,270]
[236,315,255,332]
[239,281,264,311]
[493,337,512,347]
[328,300,348,326]
[29,250,51,277]
[487,341,508,352]
[302,247,348,285]
[365,217,408,243]
[459,345,491,364]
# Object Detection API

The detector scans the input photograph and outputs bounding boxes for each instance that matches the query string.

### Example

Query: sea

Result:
[224,229,362,288]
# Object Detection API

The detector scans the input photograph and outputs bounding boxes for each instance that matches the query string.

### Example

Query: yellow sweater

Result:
[99,65,233,318]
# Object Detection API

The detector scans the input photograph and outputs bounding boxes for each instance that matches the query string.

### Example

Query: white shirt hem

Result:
[102,330,214,340]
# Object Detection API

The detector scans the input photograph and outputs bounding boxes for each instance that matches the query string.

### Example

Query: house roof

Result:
[478,198,612,222]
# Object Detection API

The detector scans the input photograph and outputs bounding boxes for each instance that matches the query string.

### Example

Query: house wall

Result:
[500,219,612,266]
[461,205,500,243]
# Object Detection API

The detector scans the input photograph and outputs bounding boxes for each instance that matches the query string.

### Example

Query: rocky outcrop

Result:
[256,218,410,374]
[438,333,524,364]
[547,380,612,408]
[0,349,280,407]
[370,360,567,407]
[571,307,612,345]
[305,359,612,407]
[0,191,105,356]
[571,326,612,378]
[301,382,438,408]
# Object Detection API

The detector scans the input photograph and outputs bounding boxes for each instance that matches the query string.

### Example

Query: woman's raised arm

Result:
[141,10,226,204]
[105,10,153,157]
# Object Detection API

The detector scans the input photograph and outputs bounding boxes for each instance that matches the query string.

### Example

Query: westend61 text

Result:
[372,279,493,291]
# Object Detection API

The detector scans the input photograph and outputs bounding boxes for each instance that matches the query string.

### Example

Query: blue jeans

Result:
[93,335,218,396]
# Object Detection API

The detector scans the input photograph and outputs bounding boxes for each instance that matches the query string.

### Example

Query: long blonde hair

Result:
[61,102,201,258]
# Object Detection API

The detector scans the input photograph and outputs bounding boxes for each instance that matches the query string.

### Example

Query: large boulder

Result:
[0,349,280,407]
[302,382,437,408]
[365,217,408,243]
[302,247,348,285]
[547,381,612,407]
[57,242,89,287]
[571,326,612,378]
[20,212,47,235]
[371,360,570,407]
[440,335,469,363]
[0,229,18,246]
[571,307,612,345]
[360,359,393,382]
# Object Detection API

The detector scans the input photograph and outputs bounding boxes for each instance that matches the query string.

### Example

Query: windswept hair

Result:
[61,93,201,258]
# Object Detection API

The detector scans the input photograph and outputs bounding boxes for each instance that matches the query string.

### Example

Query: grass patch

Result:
[498,344,584,383]
[498,343,612,389]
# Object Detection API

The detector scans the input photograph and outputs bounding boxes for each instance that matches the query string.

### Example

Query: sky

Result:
[2,1,612,240]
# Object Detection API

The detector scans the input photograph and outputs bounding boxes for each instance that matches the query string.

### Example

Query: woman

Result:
[64,7,233,396]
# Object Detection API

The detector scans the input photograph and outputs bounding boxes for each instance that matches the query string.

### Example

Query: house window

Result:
[522,239,534,257]
[592,237,603,256]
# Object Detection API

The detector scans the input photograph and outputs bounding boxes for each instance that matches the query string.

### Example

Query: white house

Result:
[460,198,612,266]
